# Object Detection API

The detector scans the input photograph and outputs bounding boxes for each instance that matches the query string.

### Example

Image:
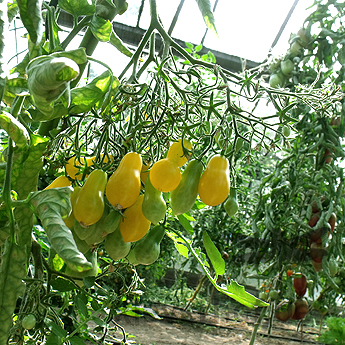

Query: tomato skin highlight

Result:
[293,273,307,297]
[291,299,308,320]
[150,158,181,193]
[44,175,71,190]
[74,169,108,227]
[106,152,142,210]
[275,300,295,322]
[328,213,336,232]
[198,155,230,206]
[167,138,192,167]
[21,314,36,330]
[120,195,151,243]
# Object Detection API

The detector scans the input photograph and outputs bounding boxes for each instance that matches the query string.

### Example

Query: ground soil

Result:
[106,304,322,345]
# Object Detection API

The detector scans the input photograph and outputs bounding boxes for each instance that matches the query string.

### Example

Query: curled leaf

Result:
[0,111,30,148]
[30,187,93,272]
[26,56,79,118]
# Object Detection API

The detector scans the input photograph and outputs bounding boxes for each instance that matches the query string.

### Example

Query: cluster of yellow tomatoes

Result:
[45,139,238,249]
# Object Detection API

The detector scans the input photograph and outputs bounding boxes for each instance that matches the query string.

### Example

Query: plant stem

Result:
[249,305,267,345]
[61,16,92,50]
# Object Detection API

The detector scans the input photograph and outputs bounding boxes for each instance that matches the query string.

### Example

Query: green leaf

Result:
[221,280,269,309]
[109,31,133,57]
[165,230,189,258]
[90,15,112,42]
[202,231,225,276]
[70,71,112,114]
[5,77,29,96]
[58,0,95,17]
[0,111,30,148]
[7,2,19,23]
[194,0,218,37]
[52,48,88,65]
[177,214,194,235]
[17,0,44,44]
[0,242,26,343]
[101,76,120,114]
[50,277,76,292]
[26,55,79,118]
[47,320,67,338]
[70,336,86,345]
[338,44,345,65]
[27,104,69,122]
[30,187,93,272]
[52,254,64,271]
[76,295,89,318]
[185,42,194,50]
[195,44,203,52]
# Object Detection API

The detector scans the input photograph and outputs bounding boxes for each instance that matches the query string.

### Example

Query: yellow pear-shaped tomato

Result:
[149,158,181,192]
[44,175,71,190]
[198,155,230,206]
[74,169,108,227]
[106,152,142,210]
[167,139,192,167]
[66,156,93,180]
[63,186,81,228]
[120,195,151,242]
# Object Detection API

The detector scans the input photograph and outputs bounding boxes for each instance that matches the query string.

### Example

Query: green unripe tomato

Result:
[282,126,291,137]
[21,314,36,330]
[290,41,303,56]
[281,59,294,76]
[269,290,279,301]
[269,74,283,88]
[259,291,269,301]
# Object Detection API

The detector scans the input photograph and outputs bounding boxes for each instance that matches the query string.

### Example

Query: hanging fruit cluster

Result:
[47,138,240,275]
[268,28,312,88]
[308,198,337,272]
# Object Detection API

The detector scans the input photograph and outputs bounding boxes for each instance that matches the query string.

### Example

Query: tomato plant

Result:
[0,0,344,344]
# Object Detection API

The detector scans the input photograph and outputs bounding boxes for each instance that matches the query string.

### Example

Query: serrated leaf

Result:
[202,231,225,276]
[194,0,218,37]
[58,0,95,17]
